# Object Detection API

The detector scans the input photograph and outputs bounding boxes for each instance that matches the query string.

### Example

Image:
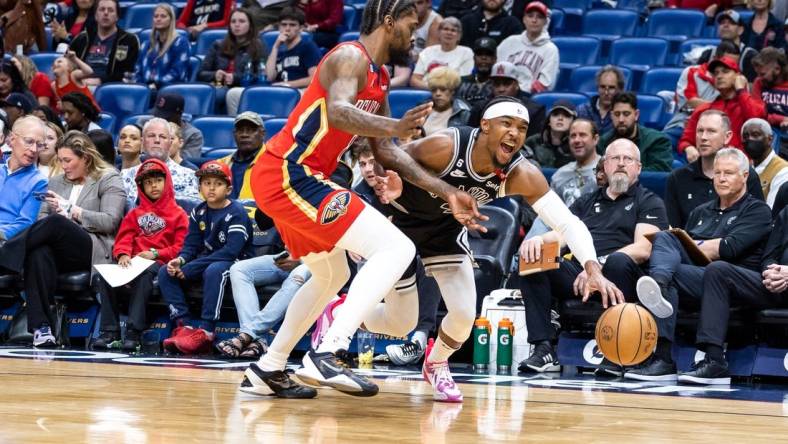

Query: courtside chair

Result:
[158,83,216,116]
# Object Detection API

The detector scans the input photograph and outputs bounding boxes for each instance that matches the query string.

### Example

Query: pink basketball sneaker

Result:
[422,339,463,403]
[310,294,346,349]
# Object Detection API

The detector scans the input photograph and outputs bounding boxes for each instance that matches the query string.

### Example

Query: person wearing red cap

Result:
[679,55,766,162]
[496,1,559,94]
[92,158,189,351]
[157,160,255,355]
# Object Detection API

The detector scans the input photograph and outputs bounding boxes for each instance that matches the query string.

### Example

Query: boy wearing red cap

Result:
[93,158,189,351]
[158,160,255,355]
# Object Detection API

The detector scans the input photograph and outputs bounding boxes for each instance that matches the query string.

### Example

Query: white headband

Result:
[482,101,530,123]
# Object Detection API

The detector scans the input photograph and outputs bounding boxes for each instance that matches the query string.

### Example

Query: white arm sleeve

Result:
[531,190,599,267]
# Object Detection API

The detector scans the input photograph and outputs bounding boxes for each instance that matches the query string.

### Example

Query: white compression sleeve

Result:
[531,190,599,267]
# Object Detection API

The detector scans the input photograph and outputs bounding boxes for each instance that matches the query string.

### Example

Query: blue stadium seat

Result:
[98,112,116,133]
[640,67,684,95]
[120,114,153,128]
[532,92,590,110]
[264,118,287,141]
[261,31,313,51]
[122,3,158,29]
[388,89,432,118]
[95,84,150,125]
[238,86,300,119]
[645,9,706,46]
[139,28,189,47]
[553,0,591,22]
[640,171,669,198]
[158,83,216,116]
[676,38,720,65]
[337,5,359,34]
[195,29,228,56]
[582,10,639,41]
[29,52,59,79]
[552,37,601,66]
[339,31,360,43]
[193,116,236,151]
[636,94,667,129]
[549,9,565,35]
[188,56,201,82]
[569,65,633,94]
[204,148,236,160]
[610,38,669,72]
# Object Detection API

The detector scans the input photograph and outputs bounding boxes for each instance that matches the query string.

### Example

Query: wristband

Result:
[150,248,159,259]
[179,257,185,266]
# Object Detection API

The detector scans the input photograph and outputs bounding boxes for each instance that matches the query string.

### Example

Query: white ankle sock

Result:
[428,335,458,363]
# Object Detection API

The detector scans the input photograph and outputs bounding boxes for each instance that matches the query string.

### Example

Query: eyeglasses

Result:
[605,155,639,165]
[12,131,46,152]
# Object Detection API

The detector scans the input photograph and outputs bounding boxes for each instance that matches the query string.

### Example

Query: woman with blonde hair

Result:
[168,122,198,170]
[423,66,470,135]
[11,55,56,108]
[136,3,192,89]
[16,130,125,347]
[39,121,64,177]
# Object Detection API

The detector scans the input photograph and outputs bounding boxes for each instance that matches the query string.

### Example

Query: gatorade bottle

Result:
[472,317,491,372]
[497,318,514,374]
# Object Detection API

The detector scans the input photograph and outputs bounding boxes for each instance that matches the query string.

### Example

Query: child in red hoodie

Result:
[93,159,189,351]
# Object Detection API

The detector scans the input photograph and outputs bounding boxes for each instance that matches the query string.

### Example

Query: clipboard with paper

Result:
[644,228,711,266]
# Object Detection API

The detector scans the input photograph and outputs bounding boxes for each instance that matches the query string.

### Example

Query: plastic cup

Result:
[356,330,375,365]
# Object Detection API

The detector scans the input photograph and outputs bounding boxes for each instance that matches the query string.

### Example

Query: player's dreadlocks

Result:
[359,0,417,35]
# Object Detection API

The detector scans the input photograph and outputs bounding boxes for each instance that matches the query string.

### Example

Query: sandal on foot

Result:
[239,338,269,359]
[216,334,251,358]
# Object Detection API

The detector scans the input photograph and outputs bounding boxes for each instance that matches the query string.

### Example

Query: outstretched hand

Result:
[393,102,432,140]
[374,170,403,204]
[573,263,624,308]
[447,190,488,233]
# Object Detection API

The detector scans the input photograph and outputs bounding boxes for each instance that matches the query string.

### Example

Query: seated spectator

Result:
[177,0,235,39]
[350,139,383,209]
[743,0,786,51]
[666,110,764,228]
[69,0,139,87]
[752,47,788,132]
[680,204,788,384]
[299,0,344,49]
[387,64,413,88]
[158,161,255,355]
[550,118,601,207]
[527,99,575,168]
[242,0,291,31]
[459,0,522,47]
[11,55,56,108]
[468,61,546,138]
[412,0,443,59]
[39,122,63,177]
[116,124,142,171]
[679,56,766,162]
[698,10,759,81]
[18,131,125,347]
[1,93,35,127]
[92,158,188,351]
[456,37,497,110]
[577,66,624,136]
[741,117,788,207]
[32,105,65,133]
[218,112,266,201]
[121,118,201,206]
[0,61,37,103]
[423,67,470,135]
[0,0,46,53]
[598,92,673,172]
[265,8,322,89]
[52,51,100,113]
[0,117,48,252]
[135,4,192,89]
[497,2,558,94]
[199,8,267,116]
[411,17,474,89]
[518,139,668,374]
[149,92,204,160]
[51,0,96,46]
[664,41,738,144]
[60,92,100,132]
[88,129,115,165]
[168,123,198,171]
[631,148,772,381]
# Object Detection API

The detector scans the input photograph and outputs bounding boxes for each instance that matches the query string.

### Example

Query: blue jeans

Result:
[229,255,311,339]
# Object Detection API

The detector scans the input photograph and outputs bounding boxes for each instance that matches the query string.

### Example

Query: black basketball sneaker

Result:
[295,349,379,397]
[239,363,318,399]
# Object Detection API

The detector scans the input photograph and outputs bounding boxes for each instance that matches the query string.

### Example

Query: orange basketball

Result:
[594,303,658,366]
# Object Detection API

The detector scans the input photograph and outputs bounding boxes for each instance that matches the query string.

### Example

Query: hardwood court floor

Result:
[0,357,786,443]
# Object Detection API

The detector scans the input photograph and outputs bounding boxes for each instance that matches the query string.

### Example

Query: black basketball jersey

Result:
[389,126,524,222]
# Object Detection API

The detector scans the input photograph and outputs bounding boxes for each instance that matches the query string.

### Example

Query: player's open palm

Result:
[447,190,488,232]
[576,270,624,308]
[374,170,403,204]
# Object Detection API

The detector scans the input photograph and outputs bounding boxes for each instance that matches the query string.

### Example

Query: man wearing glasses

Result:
[517,138,669,375]
[577,65,625,136]
[0,116,48,251]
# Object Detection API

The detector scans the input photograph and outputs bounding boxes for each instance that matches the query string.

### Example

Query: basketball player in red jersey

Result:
[239,0,485,399]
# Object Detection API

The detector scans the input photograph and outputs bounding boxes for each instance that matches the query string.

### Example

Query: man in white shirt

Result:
[550,118,602,207]
[742,118,788,208]
[410,17,475,89]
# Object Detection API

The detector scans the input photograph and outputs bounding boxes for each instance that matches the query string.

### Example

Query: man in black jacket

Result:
[69,0,139,86]
[459,0,523,46]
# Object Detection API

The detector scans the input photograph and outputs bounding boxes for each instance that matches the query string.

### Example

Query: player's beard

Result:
[389,28,412,66]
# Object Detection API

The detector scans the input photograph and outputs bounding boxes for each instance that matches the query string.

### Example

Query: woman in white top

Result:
[410,17,474,89]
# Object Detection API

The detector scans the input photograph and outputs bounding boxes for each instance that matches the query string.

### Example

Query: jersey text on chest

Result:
[355,99,381,114]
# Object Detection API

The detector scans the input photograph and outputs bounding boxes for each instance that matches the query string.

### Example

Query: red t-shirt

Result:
[29,72,57,110]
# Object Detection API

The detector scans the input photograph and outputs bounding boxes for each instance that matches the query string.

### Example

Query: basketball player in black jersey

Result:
[359,96,624,402]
